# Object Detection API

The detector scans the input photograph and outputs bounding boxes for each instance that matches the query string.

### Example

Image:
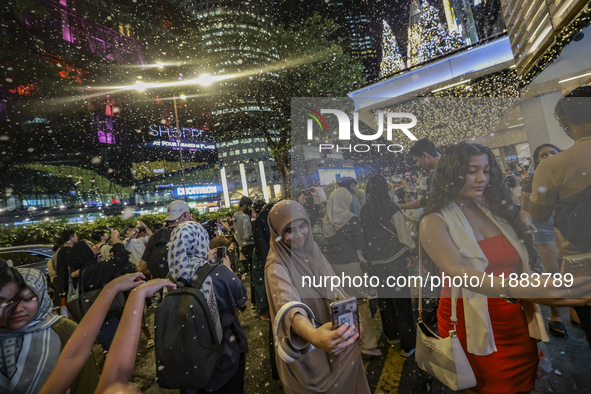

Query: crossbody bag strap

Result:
[193,263,219,289]
[418,244,424,321]
[418,240,459,335]
[380,222,398,239]
[78,265,86,294]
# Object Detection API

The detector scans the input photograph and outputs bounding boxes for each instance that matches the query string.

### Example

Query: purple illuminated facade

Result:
[50,0,145,66]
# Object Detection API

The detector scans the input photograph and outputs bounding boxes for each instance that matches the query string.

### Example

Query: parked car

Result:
[0,244,58,304]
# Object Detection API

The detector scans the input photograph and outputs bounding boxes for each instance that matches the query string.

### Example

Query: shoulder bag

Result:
[415,244,476,391]
[66,266,126,323]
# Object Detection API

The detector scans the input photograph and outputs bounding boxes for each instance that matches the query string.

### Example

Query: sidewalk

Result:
[92,283,591,393]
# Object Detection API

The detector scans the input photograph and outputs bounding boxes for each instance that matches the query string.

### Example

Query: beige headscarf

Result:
[323,188,355,238]
[265,200,348,380]
[265,200,339,300]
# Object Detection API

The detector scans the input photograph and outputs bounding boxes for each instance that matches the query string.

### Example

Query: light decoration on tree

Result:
[379,20,406,78]
[407,1,464,67]
[430,5,591,99]
[368,0,591,147]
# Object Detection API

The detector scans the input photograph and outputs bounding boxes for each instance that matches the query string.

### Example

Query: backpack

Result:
[554,184,591,254]
[146,232,171,279]
[154,264,224,389]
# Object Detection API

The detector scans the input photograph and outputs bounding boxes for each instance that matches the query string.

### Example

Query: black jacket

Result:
[55,247,72,298]
[323,216,365,265]
[80,243,136,292]
[253,204,273,264]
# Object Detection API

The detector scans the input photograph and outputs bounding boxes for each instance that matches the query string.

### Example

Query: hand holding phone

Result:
[330,297,359,338]
[216,247,227,264]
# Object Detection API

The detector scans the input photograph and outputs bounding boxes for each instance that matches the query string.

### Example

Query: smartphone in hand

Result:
[330,297,359,338]
[215,246,227,264]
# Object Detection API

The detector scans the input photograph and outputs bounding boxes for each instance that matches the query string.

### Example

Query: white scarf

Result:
[436,199,548,355]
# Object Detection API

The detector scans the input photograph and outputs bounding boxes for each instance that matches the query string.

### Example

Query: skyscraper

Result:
[325,0,376,77]
[167,0,279,197]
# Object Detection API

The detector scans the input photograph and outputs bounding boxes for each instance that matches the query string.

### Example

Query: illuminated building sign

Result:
[318,168,357,186]
[147,125,216,151]
[151,141,216,150]
[175,184,222,197]
[149,125,208,140]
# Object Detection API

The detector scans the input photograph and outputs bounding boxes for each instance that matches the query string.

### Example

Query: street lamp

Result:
[173,92,189,202]
[128,71,234,202]
[134,80,146,91]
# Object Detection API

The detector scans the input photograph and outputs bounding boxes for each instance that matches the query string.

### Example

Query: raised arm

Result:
[38,273,146,394]
[419,214,591,305]
[95,279,176,393]
[266,263,358,357]
[398,199,423,210]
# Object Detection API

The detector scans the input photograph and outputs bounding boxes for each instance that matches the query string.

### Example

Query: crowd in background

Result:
[0,86,590,394]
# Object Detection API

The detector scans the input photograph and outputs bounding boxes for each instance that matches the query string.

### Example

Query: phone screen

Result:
[216,247,227,263]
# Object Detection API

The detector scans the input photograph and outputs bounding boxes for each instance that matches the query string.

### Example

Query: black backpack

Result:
[554,184,591,254]
[146,233,171,279]
[154,264,224,389]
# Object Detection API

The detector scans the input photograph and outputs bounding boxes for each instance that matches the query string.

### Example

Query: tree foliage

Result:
[0,207,238,247]
[198,13,366,196]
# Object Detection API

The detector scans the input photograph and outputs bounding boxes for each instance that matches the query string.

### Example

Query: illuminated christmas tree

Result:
[407,1,464,67]
[379,20,406,78]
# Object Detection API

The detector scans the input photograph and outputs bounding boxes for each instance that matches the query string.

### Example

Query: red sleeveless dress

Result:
[438,234,538,394]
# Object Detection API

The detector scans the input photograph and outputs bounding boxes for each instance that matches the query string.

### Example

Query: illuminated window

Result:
[98,131,115,144]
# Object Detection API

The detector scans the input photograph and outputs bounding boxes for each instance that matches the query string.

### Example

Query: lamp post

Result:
[133,69,234,204]
[172,92,188,202]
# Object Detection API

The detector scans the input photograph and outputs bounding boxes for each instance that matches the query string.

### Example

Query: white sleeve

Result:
[392,211,416,250]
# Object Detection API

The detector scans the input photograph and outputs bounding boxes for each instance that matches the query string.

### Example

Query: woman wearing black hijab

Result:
[54,230,78,303]
[360,174,417,357]
[67,229,136,352]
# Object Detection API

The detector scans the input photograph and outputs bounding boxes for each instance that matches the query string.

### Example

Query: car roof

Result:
[0,245,54,254]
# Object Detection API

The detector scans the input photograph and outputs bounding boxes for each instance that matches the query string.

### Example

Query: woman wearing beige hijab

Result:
[323,188,380,357]
[265,200,370,394]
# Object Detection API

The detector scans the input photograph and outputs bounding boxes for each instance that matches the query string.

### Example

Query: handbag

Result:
[415,244,477,391]
[66,267,127,323]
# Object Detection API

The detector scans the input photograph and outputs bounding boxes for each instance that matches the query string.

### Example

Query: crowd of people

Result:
[0,86,590,394]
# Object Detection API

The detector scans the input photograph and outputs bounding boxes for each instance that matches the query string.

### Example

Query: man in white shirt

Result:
[123,221,153,267]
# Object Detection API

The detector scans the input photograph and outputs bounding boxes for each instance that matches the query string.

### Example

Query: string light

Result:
[407,1,464,67]
[370,7,591,146]
[379,21,406,78]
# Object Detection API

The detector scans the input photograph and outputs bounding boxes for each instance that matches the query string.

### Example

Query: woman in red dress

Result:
[419,143,587,394]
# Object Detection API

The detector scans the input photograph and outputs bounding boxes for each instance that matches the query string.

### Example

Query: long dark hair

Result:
[423,143,511,221]
[364,173,400,231]
[532,143,561,170]
[0,261,26,325]
[55,229,76,248]
[422,143,538,264]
